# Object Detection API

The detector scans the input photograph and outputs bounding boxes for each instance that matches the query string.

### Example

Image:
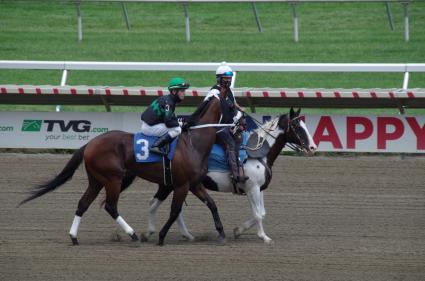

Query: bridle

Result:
[285,116,308,152]
[245,113,308,153]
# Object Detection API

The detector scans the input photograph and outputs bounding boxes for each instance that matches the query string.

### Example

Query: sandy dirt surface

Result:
[0,153,424,281]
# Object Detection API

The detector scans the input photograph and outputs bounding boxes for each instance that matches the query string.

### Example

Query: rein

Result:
[244,113,305,153]
[189,123,234,130]
[243,111,278,141]
[245,118,279,151]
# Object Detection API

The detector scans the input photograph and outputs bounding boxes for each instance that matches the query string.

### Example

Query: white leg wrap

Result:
[116,216,135,235]
[69,215,81,238]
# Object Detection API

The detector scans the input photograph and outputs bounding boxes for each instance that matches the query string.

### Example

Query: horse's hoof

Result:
[157,240,164,246]
[216,236,226,246]
[110,231,122,242]
[140,232,151,242]
[264,239,274,246]
[182,233,195,241]
[233,227,242,239]
[129,232,139,242]
[70,235,79,246]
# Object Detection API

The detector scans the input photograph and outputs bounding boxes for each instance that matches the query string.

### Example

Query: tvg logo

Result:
[44,120,91,132]
[21,120,92,133]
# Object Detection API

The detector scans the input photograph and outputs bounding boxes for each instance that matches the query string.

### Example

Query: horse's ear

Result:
[289,107,295,119]
[296,108,301,116]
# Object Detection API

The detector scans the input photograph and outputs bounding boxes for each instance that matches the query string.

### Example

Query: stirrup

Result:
[238,175,249,184]
[233,175,249,184]
[149,146,166,156]
[231,180,246,195]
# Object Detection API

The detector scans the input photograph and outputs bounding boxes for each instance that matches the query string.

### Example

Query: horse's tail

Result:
[19,145,87,206]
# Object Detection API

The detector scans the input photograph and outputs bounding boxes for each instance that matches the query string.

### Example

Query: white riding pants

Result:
[141,121,181,138]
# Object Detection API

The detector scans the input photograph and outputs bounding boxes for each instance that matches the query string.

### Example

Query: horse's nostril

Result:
[310,146,316,151]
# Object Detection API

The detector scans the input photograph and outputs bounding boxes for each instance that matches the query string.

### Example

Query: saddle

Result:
[133,133,179,187]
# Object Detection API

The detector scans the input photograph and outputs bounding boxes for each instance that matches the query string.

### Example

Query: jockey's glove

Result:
[233,111,243,124]
[178,117,186,127]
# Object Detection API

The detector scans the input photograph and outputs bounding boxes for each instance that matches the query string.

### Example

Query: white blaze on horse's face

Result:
[300,120,317,155]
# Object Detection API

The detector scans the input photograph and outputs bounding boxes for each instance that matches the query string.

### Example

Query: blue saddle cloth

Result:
[208,132,249,172]
[134,133,178,163]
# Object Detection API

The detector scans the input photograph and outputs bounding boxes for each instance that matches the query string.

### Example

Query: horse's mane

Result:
[254,115,281,136]
[185,98,213,127]
[245,114,290,153]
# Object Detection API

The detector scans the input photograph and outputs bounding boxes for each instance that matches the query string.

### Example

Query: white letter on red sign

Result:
[313,116,343,149]
[406,117,425,150]
[377,117,404,149]
[347,117,373,149]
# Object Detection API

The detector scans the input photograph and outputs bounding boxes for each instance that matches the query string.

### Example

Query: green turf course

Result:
[0,1,424,113]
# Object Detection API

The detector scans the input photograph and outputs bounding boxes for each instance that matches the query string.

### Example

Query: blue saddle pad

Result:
[134,133,178,163]
[208,132,249,172]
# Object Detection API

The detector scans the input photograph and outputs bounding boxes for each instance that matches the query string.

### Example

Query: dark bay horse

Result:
[139,108,317,244]
[20,96,225,246]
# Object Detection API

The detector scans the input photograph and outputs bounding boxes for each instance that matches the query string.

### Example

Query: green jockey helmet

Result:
[168,77,190,91]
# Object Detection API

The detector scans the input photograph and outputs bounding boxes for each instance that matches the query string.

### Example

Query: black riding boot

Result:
[234,136,249,184]
[150,134,173,155]
[225,146,249,184]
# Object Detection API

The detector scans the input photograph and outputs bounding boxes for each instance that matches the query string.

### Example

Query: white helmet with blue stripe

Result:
[216,62,233,78]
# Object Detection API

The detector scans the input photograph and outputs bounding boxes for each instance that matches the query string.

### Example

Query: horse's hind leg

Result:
[69,174,102,245]
[233,218,256,239]
[104,179,139,242]
[141,184,173,242]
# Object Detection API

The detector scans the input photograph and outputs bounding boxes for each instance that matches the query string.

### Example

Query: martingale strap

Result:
[163,156,173,188]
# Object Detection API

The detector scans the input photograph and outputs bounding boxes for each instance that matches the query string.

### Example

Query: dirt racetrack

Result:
[1,153,424,281]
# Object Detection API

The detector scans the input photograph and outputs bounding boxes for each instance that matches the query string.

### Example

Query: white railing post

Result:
[56,69,69,112]
[183,3,190,42]
[76,0,83,41]
[402,71,409,91]
[231,71,237,89]
[402,1,409,42]
[60,69,68,87]
[291,2,299,42]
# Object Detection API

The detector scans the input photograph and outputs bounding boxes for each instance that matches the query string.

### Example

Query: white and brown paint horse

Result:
[141,108,317,244]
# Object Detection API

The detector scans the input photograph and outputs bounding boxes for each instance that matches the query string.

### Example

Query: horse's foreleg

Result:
[245,187,272,244]
[191,185,226,244]
[105,180,138,242]
[158,184,189,246]
[69,175,102,245]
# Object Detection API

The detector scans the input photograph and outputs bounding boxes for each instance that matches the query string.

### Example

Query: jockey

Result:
[141,77,190,155]
[205,62,249,185]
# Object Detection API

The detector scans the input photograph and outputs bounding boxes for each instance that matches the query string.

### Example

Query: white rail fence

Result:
[1,60,425,112]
